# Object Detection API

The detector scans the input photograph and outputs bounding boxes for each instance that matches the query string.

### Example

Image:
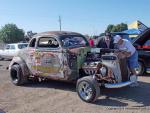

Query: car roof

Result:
[33,31,82,38]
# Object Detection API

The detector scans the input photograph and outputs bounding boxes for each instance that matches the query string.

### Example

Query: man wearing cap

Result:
[97,32,114,49]
[114,35,139,86]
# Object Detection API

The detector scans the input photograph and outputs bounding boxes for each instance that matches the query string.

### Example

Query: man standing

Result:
[97,32,114,49]
[113,35,139,86]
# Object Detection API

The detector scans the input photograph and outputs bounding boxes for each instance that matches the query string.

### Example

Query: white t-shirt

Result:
[117,39,136,56]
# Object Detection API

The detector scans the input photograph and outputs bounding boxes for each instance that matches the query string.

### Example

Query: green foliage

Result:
[105,23,128,33]
[106,24,114,33]
[0,24,25,43]
[99,33,105,37]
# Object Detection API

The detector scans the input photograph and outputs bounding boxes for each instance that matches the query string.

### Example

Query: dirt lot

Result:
[0,60,150,113]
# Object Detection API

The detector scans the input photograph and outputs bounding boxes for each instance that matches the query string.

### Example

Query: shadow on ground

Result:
[23,79,150,107]
[24,80,76,92]
[94,81,150,107]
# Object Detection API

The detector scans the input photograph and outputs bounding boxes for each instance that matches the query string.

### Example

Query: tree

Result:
[105,24,115,33]
[105,23,128,33]
[0,24,25,43]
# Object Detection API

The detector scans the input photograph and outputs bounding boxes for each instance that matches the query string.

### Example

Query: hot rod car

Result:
[9,31,137,102]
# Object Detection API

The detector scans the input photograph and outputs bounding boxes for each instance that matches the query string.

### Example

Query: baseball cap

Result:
[114,35,121,43]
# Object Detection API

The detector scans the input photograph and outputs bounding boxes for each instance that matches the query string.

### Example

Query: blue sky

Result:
[0,0,149,35]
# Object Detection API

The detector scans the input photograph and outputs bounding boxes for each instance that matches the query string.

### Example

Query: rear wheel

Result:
[76,76,100,103]
[135,61,144,76]
[10,64,28,85]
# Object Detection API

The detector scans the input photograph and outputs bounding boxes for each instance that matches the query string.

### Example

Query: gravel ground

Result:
[0,60,150,113]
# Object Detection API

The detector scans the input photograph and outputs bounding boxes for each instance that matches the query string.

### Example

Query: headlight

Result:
[100,66,107,77]
[90,62,97,66]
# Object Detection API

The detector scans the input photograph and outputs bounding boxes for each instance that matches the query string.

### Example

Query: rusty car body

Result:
[9,31,138,103]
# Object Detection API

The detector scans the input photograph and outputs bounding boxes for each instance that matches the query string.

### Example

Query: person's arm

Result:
[122,51,131,57]
[122,40,134,57]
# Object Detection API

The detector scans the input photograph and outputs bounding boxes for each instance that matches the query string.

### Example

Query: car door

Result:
[34,37,64,79]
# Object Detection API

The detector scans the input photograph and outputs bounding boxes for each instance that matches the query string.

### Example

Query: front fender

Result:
[9,57,30,77]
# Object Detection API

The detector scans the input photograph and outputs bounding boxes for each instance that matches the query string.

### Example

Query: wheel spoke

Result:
[78,81,93,101]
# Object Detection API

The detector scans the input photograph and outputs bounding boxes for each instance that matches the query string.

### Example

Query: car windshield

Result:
[18,44,28,49]
[60,35,89,48]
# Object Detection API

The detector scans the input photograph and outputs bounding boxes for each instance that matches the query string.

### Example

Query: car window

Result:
[18,44,28,49]
[29,38,36,47]
[144,40,150,46]
[38,37,59,48]
[10,45,16,50]
[5,45,10,49]
[60,35,88,48]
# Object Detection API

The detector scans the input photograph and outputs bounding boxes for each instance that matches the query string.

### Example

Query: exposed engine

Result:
[82,48,129,83]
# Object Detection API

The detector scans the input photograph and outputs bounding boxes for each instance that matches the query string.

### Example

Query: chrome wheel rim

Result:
[78,81,93,101]
[135,63,142,75]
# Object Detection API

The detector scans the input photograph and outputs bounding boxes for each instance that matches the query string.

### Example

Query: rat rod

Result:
[9,31,137,103]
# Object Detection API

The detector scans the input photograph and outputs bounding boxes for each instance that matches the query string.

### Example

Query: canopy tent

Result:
[123,28,141,35]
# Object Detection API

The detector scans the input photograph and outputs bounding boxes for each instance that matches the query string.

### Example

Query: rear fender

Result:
[9,57,30,77]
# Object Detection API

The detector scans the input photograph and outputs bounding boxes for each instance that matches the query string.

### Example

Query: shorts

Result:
[128,51,139,69]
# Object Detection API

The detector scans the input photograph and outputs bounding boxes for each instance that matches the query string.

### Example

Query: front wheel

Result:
[76,76,100,103]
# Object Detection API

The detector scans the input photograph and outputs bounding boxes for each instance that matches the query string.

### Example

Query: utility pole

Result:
[58,16,62,31]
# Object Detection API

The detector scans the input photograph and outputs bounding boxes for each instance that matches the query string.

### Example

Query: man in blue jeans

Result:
[114,35,139,86]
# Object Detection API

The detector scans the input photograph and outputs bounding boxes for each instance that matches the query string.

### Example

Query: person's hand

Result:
[114,51,128,59]
[122,51,131,57]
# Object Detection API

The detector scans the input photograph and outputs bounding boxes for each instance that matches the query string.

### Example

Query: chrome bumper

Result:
[104,75,137,88]
[104,81,133,88]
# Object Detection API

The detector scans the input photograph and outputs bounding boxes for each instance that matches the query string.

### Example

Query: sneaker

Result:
[130,75,139,87]
[130,82,139,87]
[130,75,138,82]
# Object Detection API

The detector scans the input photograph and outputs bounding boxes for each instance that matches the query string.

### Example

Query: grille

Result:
[84,69,96,75]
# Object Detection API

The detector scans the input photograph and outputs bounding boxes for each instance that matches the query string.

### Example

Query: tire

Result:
[76,76,100,103]
[10,64,28,86]
[135,61,144,76]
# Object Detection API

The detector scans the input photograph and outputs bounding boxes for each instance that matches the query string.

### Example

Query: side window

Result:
[144,40,150,46]
[38,37,59,48]
[5,45,10,50]
[29,38,36,47]
[18,44,28,49]
[10,45,16,50]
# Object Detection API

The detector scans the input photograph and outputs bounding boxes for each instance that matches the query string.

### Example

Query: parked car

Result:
[9,31,137,103]
[133,28,150,75]
[0,43,28,60]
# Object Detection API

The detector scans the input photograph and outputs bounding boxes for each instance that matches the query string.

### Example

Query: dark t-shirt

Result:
[97,37,114,49]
